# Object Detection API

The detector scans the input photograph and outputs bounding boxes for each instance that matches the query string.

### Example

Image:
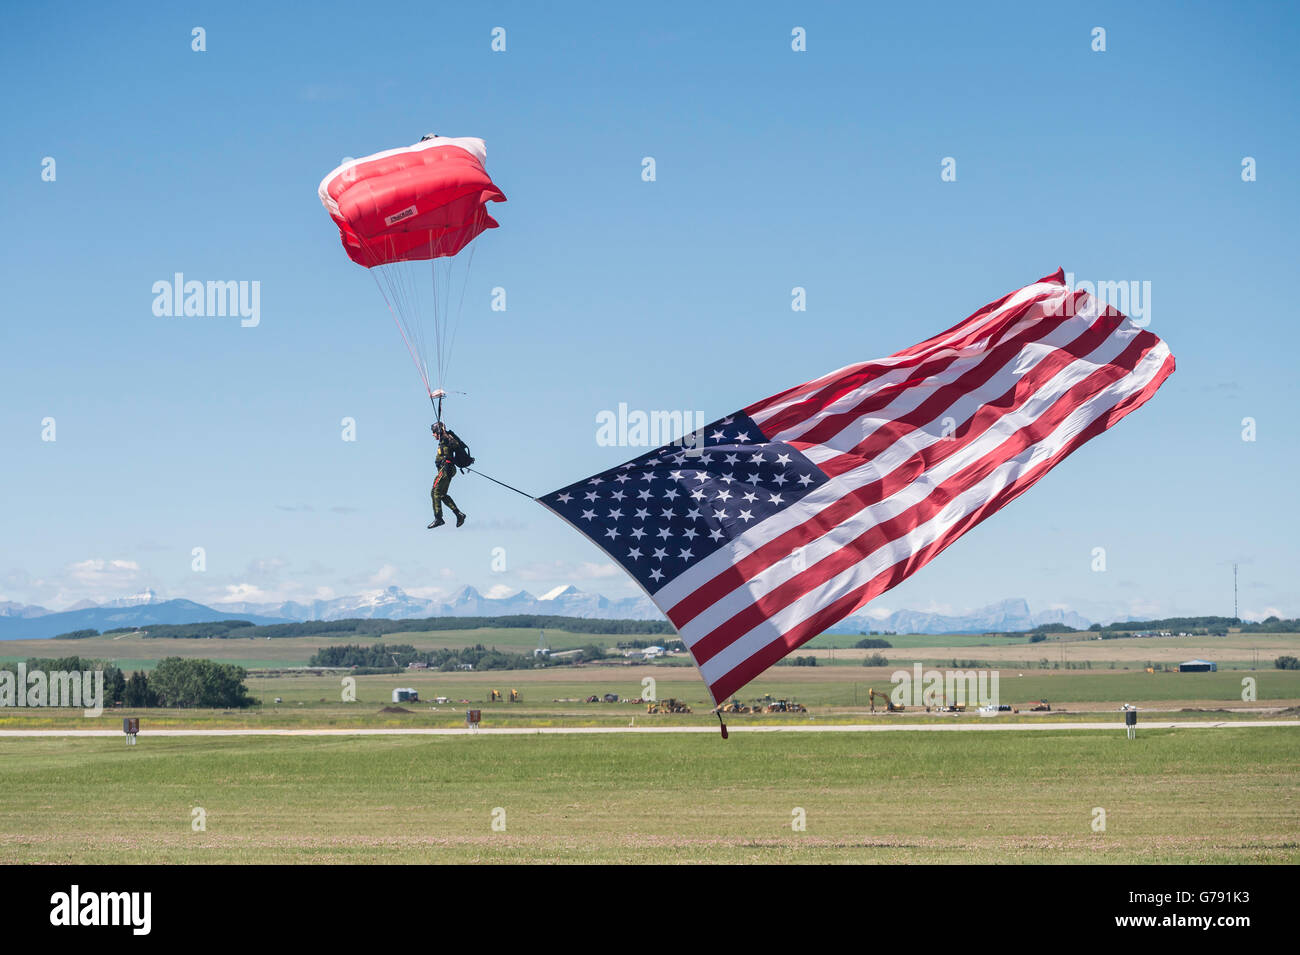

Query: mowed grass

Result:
[251,666,1300,709]
[809,634,1300,666]
[0,728,1295,864]
[4,666,1297,732]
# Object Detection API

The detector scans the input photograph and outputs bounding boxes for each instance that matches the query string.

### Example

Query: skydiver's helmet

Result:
[431,422,445,437]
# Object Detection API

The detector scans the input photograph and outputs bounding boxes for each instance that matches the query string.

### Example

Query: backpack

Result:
[447,431,474,469]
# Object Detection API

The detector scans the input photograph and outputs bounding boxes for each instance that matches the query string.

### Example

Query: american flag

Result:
[540,270,1175,703]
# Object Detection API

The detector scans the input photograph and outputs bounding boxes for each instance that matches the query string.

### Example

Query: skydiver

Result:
[428,421,470,529]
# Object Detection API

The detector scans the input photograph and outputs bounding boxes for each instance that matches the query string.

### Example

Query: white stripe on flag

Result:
[656,304,1134,619]
[695,341,1171,690]
[748,280,1071,435]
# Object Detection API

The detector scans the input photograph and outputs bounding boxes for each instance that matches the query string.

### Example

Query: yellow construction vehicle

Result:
[646,698,692,714]
[762,699,807,713]
[488,689,502,702]
[1012,699,1051,713]
[868,687,904,713]
[509,688,520,702]
[720,698,752,714]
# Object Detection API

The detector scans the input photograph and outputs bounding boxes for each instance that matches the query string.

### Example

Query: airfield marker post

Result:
[123,717,139,746]
[1122,704,1137,740]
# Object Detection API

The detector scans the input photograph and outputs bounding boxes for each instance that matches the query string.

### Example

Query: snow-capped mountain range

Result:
[215,584,662,622]
[0,584,1094,640]
[838,598,1091,635]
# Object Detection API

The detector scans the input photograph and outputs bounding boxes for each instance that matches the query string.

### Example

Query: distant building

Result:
[643,646,665,659]
[392,688,420,702]
[1177,659,1217,673]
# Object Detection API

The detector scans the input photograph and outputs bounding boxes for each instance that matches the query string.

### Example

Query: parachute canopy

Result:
[318,135,506,404]
[318,136,506,268]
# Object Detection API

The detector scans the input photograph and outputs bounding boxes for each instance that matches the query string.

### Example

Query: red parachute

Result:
[319,135,506,407]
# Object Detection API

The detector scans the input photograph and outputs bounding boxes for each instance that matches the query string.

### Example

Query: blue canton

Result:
[540,412,831,593]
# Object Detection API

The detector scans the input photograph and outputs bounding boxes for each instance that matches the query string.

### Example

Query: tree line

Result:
[310,643,538,672]
[1087,615,1299,634]
[1,655,257,708]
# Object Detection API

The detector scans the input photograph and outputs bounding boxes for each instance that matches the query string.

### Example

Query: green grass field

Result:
[3,626,1296,864]
[0,626,636,669]
[6,627,1293,671]
[3,665,1297,731]
[1,728,1294,863]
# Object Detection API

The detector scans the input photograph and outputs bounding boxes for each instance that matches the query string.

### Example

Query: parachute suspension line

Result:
[435,243,455,394]
[402,234,428,384]
[432,253,448,390]
[362,216,488,410]
[428,233,449,395]
[382,234,423,385]
[442,206,482,390]
[379,261,432,398]
[436,252,452,391]
[432,238,458,394]
[392,232,432,390]
[369,263,434,400]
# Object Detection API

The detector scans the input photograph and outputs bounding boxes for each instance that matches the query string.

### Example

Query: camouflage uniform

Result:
[431,432,467,524]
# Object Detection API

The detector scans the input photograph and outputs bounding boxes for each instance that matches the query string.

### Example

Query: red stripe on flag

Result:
[791,299,1100,459]
[744,275,1074,433]
[668,314,1144,633]
[705,349,1176,702]
[688,331,1164,668]
[814,305,1121,478]
[747,292,1060,438]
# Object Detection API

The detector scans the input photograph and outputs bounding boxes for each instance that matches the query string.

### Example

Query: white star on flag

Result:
[540,271,1174,703]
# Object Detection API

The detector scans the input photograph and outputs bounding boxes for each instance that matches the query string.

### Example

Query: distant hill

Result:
[0,599,294,640]
[1,588,1115,641]
[55,615,675,642]
[215,584,662,622]
[0,600,48,619]
[836,598,1092,635]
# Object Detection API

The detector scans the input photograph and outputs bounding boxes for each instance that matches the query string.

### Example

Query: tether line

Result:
[464,467,536,501]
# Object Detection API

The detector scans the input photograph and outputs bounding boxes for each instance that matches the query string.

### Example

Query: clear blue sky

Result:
[2,1,1296,622]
